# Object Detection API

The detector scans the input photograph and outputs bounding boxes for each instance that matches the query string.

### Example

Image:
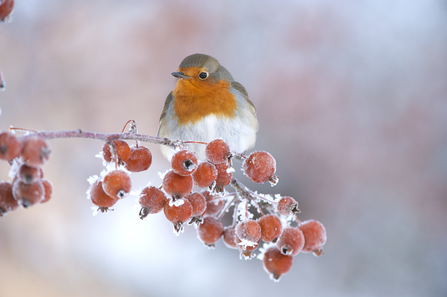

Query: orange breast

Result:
[172,79,237,126]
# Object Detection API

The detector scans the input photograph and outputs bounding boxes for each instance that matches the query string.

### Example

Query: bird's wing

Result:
[159,92,173,122]
[231,81,256,111]
[157,92,174,136]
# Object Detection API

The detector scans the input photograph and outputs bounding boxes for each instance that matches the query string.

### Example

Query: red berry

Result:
[277,196,299,216]
[299,220,327,256]
[41,179,52,204]
[21,136,51,167]
[223,226,258,256]
[184,192,207,219]
[197,216,224,247]
[0,181,18,216]
[171,150,198,176]
[17,163,43,184]
[223,226,239,249]
[236,219,262,247]
[163,198,192,233]
[214,162,232,192]
[202,190,224,216]
[258,214,283,243]
[0,131,21,161]
[124,145,152,172]
[0,0,14,23]
[102,143,112,162]
[263,246,293,281]
[102,170,132,199]
[12,179,45,208]
[243,151,277,185]
[89,180,117,211]
[162,170,193,199]
[192,161,218,188]
[102,140,130,164]
[138,186,166,219]
[276,227,305,256]
[205,139,231,164]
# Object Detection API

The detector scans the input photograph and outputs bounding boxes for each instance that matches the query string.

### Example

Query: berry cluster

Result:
[133,138,326,281]
[0,132,53,215]
[0,127,327,282]
[87,139,152,212]
[0,0,14,23]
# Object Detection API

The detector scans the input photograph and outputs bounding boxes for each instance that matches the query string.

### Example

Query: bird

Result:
[157,53,258,161]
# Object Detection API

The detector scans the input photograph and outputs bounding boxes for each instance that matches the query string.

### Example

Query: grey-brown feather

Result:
[179,53,219,72]
[158,92,173,132]
[231,81,256,111]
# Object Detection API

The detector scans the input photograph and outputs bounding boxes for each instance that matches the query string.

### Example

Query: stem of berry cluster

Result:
[230,178,275,214]
[10,128,182,149]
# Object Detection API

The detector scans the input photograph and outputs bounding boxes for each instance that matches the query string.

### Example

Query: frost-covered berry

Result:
[192,161,218,188]
[258,214,283,243]
[0,181,19,216]
[223,226,239,249]
[197,216,224,247]
[124,145,152,172]
[102,170,132,199]
[202,190,224,216]
[185,192,207,221]
[12,179,45,208]
[243,151,278,185]
[0,131,21,161]
[89,180,117,211]
[0,0,14,23]
[164,198,192,233]
[138,186,166,219]
[214,162,232,192]
[236,219,261,248]
[102,140,131,164]
[277,196,299,216]
[299,220,327,256]
[263,246,293,281]
[21,136,51,167]
[205,139,231,164]
[162,170,193,199]
[171,150,198,176]
[276,227,305,256]
[17,164,43,184]
[41,179,52,204]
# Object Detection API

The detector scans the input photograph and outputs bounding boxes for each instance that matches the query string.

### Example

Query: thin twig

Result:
[216,195,237,221]
[250,198,265,216]
[9,128,183,149]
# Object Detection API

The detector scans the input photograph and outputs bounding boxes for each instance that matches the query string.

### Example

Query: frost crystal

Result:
[257,242,276,261]
[95,151,109,166]
[86,175,100,199]
[8,159,20,180]
[168,197,185,207]
[226,167,235,174]
[91,206,99,216]
[158,169,170,180]
[237,199,247,221]
[238,239,257,249]
[87,175,100,186]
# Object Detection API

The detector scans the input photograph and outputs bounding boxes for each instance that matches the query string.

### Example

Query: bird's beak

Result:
[171,72,190,79]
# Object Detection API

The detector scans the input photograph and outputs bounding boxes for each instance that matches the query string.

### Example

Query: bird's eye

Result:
[198,72,209,80]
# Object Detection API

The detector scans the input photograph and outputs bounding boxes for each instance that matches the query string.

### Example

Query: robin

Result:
[158,54,258,161]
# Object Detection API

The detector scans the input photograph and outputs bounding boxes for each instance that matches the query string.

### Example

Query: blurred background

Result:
[1,0,446,296]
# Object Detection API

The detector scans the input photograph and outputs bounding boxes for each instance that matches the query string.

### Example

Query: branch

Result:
[11,128,182,149]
